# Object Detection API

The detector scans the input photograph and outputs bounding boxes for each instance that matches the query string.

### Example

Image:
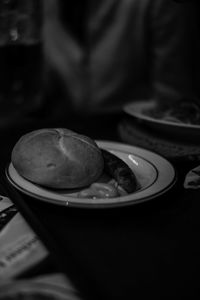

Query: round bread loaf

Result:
[11,128,104,189]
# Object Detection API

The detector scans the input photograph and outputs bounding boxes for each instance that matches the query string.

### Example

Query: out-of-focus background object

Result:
[118,114,200,163]
[0,273,82,300]
[0,0,45,130]
[123,99,200,140]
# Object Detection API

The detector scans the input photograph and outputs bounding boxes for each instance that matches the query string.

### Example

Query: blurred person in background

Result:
[42,0,199,132]
[0,0,199,138]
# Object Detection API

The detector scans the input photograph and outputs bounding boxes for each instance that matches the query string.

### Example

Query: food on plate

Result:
[11,128,104,189]
[146,99,200,125]
[77,148,139,199]
[11,128,138,198]
[78,182,120,199]
[101,149,138,193]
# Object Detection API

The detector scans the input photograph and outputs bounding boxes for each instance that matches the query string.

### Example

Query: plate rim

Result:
[124,99,200,130]
[5,141,177,209]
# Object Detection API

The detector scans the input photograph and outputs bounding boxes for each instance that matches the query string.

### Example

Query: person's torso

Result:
[44,0,151,114]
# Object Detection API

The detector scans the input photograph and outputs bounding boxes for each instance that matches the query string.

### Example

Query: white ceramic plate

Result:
[5,141,176,208]
[124,100,200,140]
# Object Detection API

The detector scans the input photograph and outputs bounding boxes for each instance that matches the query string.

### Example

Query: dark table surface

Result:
[1,115,200,300]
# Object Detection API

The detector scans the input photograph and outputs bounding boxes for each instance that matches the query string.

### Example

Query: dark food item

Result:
[147,99,200,125]
[101,149,138,193]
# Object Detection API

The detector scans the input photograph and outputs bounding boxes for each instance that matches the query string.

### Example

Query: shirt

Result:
[43,0,198,115]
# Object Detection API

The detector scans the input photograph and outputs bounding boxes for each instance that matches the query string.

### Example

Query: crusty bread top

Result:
[11,128,104,189]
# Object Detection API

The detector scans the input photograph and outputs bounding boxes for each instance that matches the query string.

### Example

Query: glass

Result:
[0,0,44,128]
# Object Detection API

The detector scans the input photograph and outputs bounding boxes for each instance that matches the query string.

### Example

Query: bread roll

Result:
[11,128,104,189]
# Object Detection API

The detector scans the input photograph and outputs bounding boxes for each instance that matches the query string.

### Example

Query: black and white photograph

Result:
[0,0,200,299]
